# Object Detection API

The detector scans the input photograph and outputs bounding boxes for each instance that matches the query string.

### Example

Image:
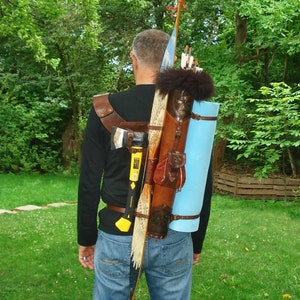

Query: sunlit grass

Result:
[191,196,300,300]
[0,175,299,299]
[0,174,78,210]
[0,206,94,300]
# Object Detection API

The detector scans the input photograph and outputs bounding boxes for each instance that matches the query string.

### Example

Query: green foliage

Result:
[1,0,300,174]
[237,0,300,86]
[229,82,300,178]
[0,97,67,173]
[0,0,105,172]
[239,0,300,53]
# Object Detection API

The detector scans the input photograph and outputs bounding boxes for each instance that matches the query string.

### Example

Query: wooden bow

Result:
[130,1,186,298]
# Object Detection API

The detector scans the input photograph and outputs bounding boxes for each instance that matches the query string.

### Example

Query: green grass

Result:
[0,175,300,299]
[0,174,78,210]
[190,198,300,300]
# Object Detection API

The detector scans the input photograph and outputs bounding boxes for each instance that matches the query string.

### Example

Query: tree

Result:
[238,0,300,85]
[228,82,300,178]
[0,0,299,175]
[0,0,104,170]
[185,0,300,174]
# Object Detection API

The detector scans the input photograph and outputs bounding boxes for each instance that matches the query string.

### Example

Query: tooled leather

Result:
[93,93,124,133]
[93,94,149,134]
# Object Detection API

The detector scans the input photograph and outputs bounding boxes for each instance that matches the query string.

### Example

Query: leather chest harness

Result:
[93,93,149,134]
[92,93,202,236]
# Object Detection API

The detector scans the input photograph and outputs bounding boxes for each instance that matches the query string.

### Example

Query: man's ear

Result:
[130,52,138,69]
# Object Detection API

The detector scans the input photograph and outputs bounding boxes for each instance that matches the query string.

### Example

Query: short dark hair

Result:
[132,29,170,69]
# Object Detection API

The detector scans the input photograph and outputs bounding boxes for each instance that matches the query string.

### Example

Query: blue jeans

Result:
[93,229,193,300]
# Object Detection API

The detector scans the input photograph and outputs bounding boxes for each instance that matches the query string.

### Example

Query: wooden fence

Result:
[213,172,300,200]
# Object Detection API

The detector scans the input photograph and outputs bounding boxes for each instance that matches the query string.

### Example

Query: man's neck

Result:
[134,69,157,85]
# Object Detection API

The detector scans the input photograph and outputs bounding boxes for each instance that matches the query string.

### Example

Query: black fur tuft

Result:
[156,68,215,101]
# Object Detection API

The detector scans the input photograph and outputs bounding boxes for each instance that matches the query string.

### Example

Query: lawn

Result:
[0,173,78,210]
[0,174,299,299]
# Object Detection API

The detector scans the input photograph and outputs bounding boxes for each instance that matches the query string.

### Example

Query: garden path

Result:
[0,202,76,215]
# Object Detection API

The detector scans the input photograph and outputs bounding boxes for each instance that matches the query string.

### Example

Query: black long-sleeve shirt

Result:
[192,163,212,254]
[77,84,212,252]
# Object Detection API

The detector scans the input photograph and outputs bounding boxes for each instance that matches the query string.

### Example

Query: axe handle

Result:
[115,146,143,232]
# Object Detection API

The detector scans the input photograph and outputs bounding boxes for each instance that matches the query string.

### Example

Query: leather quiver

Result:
[148,89,193,238]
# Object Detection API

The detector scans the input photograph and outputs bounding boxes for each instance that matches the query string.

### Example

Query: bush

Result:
[0,97,67,173]
[228,82,300,178]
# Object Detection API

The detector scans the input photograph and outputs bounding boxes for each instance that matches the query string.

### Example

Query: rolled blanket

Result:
[169,100,220,232]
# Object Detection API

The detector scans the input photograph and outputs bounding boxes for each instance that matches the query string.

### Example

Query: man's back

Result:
[78,84,155,239]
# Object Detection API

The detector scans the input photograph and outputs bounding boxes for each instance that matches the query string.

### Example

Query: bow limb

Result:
[175,0,185,39]
[130,1,186,298]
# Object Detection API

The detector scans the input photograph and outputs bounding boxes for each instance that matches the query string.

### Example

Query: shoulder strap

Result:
[93,93,125,133]
[92,93,149,133]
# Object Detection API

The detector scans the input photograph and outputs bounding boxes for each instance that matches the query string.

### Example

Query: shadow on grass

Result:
[0,196,299,299]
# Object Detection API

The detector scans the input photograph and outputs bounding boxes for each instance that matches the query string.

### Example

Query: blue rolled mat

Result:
[169,101,220,232]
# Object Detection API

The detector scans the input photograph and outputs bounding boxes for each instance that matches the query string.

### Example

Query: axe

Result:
[111,126,148,232]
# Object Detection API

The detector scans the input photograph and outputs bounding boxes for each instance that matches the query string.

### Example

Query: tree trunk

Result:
[212,11,248,173]
[56,43,81,168]
[235,11,247,44]
[62,120,75,169]
[264,50,270,86]
[283,54,288,83]
[287,148,297,178]
[212,139,227,172]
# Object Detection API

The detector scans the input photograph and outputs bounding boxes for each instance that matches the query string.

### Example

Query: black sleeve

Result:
[191,162,213,254]
[77,107,108,246]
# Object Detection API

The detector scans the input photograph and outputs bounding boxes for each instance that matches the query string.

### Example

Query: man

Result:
[192,162,212,264]
[77,29,211,299]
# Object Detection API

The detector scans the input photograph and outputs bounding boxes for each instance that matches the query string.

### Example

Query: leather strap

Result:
[119,121,149,133]
[170,213,200,220]
[107,205,199,220]
[93,93,125,132]
[107,204,126,213]
[191,112,217,121]
[148,125,163,131]
[106,205,149,219]
[93,93,149,133]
